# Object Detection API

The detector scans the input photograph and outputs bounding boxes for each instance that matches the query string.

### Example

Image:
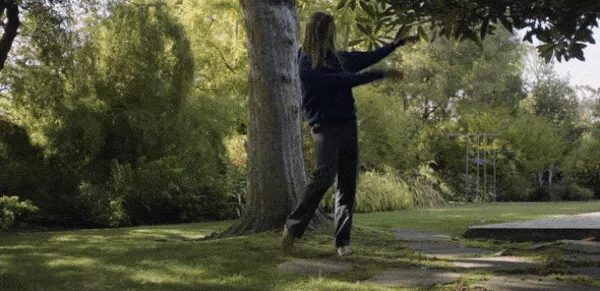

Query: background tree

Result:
[2,2,235,226]
[0,0,74,72]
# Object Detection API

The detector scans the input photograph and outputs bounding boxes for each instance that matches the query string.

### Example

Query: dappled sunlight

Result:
[0,244,36,251]
[128,262,254,287]
[49,234,115,244]
[47,256,98,268]
[281,277,394,291]
[130,270,195,285]
[127,228,205,240]
[192,273,255,286]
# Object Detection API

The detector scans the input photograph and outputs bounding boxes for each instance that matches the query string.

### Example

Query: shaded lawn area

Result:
[1,201,599,291]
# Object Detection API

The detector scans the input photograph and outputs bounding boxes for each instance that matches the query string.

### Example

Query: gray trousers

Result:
[285,120,358,247]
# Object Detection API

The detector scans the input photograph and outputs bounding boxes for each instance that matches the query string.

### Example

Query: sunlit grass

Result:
[0,201,599,290]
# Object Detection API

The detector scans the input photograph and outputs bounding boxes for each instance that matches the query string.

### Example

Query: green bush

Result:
[408,164,450,207]
[562,127,600,198]
[321,170,414,213]
[497,174,532,201]
[354,87,423,172]
[563,184,594,201]
[320,167,448,213]
[529,183,594,201]
[0,196,39,231]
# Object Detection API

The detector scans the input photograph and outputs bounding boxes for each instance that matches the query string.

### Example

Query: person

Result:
[282,11,418,256]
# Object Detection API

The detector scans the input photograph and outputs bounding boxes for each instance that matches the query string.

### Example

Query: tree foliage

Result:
[1,2,237,226]
[338,0,600,62]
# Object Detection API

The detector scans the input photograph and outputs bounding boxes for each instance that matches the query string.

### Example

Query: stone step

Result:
[464,212,600,242]
[403,241,492,259]
[364,268,466,287]
[472,274,598,291]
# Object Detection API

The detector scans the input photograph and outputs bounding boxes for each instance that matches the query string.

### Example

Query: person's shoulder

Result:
[298,53,313,69]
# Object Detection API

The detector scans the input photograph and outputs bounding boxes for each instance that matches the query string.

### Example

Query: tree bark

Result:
[220,0,328,236]
[0,1,20,72]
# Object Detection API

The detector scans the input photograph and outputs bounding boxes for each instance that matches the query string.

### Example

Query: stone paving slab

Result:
[571,267,600,280]
[465,212,600,242]
[390,229,451,241]
[560,240,600,254]
[403,241,492,259]
[451,256,539,271]
[277,259,353,276]
[563,252,600,263]
[472,275,598,291]
[364,268,465,287]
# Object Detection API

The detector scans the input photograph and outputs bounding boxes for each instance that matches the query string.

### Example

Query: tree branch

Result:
[0,0,20,72]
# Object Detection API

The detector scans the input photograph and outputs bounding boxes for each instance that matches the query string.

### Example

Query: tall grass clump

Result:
[321,170,414,213]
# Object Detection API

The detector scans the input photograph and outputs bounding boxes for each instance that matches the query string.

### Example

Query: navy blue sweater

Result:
[299,42,400,126]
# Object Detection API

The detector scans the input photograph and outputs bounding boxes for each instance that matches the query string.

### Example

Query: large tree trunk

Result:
[221,0,328,236]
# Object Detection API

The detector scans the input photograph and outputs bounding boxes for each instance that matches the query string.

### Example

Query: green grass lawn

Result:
[1,201,599,291]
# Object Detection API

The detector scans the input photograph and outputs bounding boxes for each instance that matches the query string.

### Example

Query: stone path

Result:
[278,214,600,289]
[402,241,492,259]
[560,240,600,254]
[465,212,600,241]
[472,275,599,291]
[390,229,451,241]
[571,267,600,280]
[451,256,538,271]
[364,268,465,287]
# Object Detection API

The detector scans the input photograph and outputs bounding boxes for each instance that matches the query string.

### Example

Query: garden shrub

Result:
[529,183,594,201]
[0,196,39,231]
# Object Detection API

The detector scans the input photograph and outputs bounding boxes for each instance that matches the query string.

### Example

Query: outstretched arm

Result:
[339,35,419,73]
[301,66,384,89]
[298,54,384,88]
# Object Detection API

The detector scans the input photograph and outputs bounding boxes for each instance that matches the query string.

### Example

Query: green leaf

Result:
[480,18,489,39]
[417,26,429,42]
[356,17,371,24]
[364,3,377,18]
[522,31,534,43]
[336,0,348,10]
[462,29,481,47]
[537,44,555,63]
[374,21,383,34]
[569,44,586,61]
[399,24,412,37]
[357,24,371,36]
[348,38,365,47]
[499,16,513,32]
[511,15,523,28]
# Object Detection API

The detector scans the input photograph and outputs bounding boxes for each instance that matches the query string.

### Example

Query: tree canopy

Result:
[338,0,600,62]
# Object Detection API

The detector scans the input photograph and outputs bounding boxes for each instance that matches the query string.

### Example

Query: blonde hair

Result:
[302,12,338,69]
